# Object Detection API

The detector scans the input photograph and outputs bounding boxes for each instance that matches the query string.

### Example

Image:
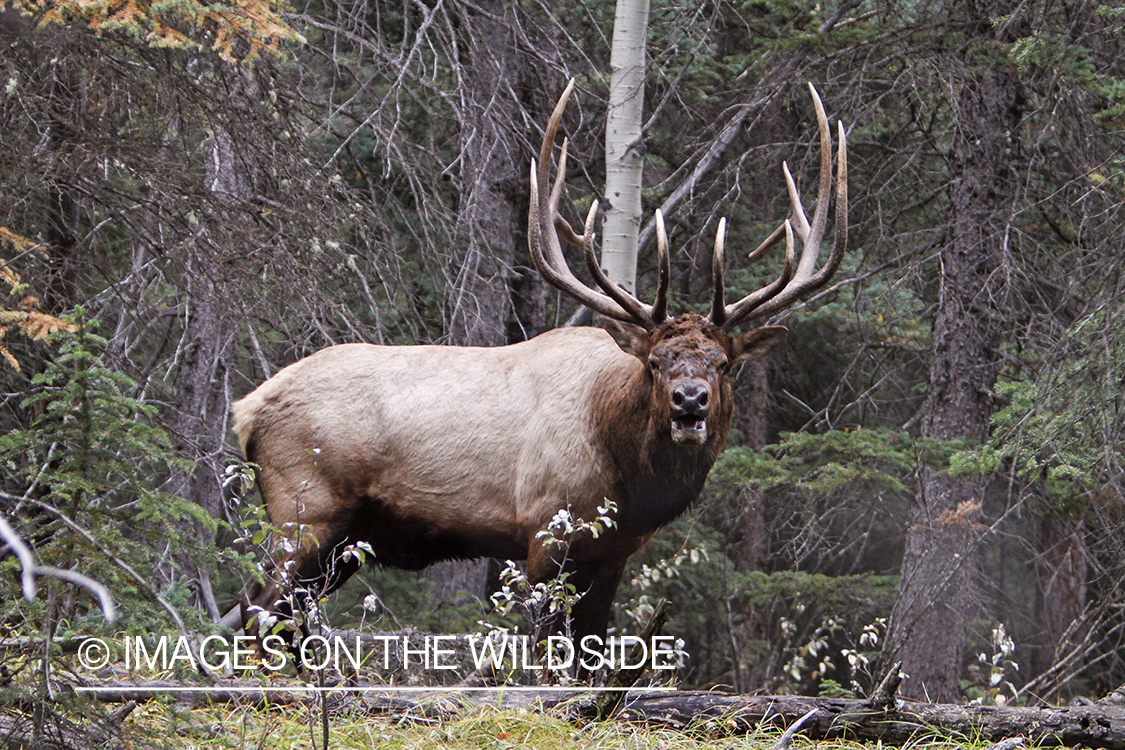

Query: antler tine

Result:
[652,210,670,323]
[710,218,728,327]
[537,79,574,192]
[528,159,578,295]
[551,138,585,248]
[747,117,847,322]
[529,160,629,322]
[536,78,582,263]
[806,83,835,270]
[582,201,653,325]
[529,80,572,281]
[528,80,663,329]
[780,82,834,277]
[716,220,796,326]
[718,83,848,330]
[747,222,785,261]
[782,162,811,245]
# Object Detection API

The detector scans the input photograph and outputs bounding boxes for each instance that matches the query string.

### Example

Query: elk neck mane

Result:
[590,315,733,536]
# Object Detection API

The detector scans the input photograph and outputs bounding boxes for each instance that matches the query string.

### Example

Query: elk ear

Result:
[601,319,652,360]
[731,325,788,364]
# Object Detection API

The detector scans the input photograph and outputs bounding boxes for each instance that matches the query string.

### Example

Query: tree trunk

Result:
[1032,508,1088,690]
[42,61,81,313]
[445,0,521,347]
[428,0,526,606]
[601,0,649,294]
[165,279,238,620]
[882,9,1025,702]
[163,69,256,619]
[730,359,770,691]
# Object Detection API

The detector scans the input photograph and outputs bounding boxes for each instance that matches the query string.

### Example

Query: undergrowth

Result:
[113,701,1009,750]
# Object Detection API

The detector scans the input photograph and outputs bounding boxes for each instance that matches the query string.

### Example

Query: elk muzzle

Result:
[670,381,710,445]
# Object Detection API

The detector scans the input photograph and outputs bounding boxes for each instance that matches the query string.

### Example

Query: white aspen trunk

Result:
[602,0,650,294]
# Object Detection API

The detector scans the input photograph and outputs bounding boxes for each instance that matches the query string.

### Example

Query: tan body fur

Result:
[235,328,646,568]
[235,318,784,645]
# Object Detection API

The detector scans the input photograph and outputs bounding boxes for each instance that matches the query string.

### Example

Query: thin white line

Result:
[74,685,675,694]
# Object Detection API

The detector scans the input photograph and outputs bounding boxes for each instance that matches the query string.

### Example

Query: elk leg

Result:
[525,542,569,641]
[527,544,627,680]
[289,537,365,621]
[242,523,363,640]
[566,558,627,646]
[565,558,627,681]
[526,550,628,641]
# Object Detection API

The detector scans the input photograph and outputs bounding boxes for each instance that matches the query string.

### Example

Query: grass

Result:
[109,698,1004,750]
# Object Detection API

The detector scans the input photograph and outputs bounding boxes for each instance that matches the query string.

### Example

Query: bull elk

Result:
[233,81,847,665]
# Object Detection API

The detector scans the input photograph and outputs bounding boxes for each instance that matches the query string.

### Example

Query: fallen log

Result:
[616,691,1125,749]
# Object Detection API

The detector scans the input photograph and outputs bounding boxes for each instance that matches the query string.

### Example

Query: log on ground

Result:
[616,691,1125,749]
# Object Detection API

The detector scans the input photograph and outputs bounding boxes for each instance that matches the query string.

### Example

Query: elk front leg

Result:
[527,542,628,680]
[564,558,627,680]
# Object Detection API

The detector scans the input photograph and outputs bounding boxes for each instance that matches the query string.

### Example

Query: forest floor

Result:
[81,698,1007,750]
[0,677,1066,750]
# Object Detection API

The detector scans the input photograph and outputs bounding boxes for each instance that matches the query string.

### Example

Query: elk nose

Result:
[672,382,710,416]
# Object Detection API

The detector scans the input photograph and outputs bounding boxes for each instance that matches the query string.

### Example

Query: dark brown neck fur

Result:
[594,359,734,536]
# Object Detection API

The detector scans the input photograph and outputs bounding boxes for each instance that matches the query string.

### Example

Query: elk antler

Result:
[528,79,670,331]
[710,83,848,330]
[530,81,845,333]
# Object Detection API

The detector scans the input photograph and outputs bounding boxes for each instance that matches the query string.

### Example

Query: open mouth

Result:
[671,415,708,444]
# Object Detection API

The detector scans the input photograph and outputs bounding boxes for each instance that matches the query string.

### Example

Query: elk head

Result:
[528,80,848,448]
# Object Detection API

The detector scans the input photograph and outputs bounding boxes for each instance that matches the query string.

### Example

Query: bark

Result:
[882,14,1025,701]
[736,360,771,452]
[727,360,771,692]
[1033,509,1088,687]
[164,271,239,624]
[165,284,237,506]
[162,67,256,618]
[446,0,522,347]
[508,262,550,341]
[601,0,650,294]
[428,0,527,604]
[426,558,498,608]
[41,59,81,313]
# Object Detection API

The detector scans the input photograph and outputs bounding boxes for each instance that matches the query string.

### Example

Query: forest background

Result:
[1,0,1124,710]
